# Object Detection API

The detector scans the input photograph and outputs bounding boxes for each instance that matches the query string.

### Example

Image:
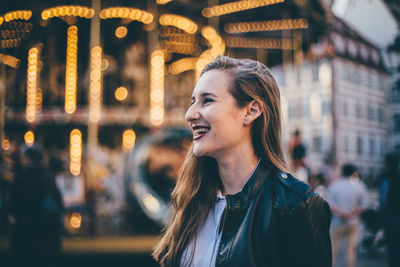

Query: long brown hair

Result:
[153,55,288,266]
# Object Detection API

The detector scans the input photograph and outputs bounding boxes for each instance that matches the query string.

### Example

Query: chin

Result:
[192,144,210,157]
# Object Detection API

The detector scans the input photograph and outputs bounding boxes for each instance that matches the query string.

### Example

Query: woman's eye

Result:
[203,98,214,104]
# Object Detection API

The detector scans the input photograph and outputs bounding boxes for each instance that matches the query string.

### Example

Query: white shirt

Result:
[180,193,226,267]
[180,159,261,267]
[326,177,368,226]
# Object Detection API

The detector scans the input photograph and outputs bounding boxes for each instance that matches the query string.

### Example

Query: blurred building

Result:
[272,16,390,180]
[387,35,400,155]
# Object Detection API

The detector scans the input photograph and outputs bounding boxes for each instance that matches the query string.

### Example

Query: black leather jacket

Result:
[215,161,332,267]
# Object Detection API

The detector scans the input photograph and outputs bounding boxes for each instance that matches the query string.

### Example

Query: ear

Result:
[243,100,262,126]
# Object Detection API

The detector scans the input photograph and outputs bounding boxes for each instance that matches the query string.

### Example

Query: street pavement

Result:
[334,235,387,267]
[1,234,389,267]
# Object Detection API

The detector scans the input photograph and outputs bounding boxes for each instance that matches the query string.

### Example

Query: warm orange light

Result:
[225,36,296,49]
[65,26,78,114]
[169,57,197,75]
[1,139,10,150]
[115,86,128,101]
[159,14,198,34]
[122,129,136,151]
[0,54,20,69]
[70,212,82,229]
[69,129,82,176]
[150,50,165,126]
[100,7,153,24]
[157,0,173,4]
[41,6,94,20]
[26,47,39,123]
[89,46,102,123]
[160,41,199,55]
[36,88,42,114]
[202,0,284,17]
[224,18,308,33]
[115,26,128,39]
[24,131,34,147]
[4,10,32,22]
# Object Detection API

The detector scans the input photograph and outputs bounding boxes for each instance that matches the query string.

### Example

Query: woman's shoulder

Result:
[267,171,325,215]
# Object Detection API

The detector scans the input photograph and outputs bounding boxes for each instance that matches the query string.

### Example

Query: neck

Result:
[217,152,259,195]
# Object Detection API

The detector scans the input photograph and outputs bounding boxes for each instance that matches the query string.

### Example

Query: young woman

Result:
[153,55,332,267]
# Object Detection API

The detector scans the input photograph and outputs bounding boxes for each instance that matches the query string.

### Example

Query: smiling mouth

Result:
[192,126,210,140]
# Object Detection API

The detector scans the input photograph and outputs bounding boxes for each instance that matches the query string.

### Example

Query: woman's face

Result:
[185,70,251,159]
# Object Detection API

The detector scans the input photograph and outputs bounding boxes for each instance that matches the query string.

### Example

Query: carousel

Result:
[0,0,328,235]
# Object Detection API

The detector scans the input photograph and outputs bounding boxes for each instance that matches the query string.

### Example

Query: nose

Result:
[185,103,200,123]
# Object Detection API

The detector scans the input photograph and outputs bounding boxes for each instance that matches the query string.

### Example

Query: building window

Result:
[369,138,375,156]
[322,101,330,115]
[366,73,373,88]
[313,136,322,153]
[378,77,385,91]
[393,114,400,133]
[343,99,348,116]
[357,136,363,155]
[380,140,385,156]
[344,135,349,153]
[367,106,374,120]
[352,70,361,84]
[392,82,400,102]
[303,98,310,119]
[289,105,296,121]
[378,108,384,122]
[342,66,351,81]
[356,103,362,119]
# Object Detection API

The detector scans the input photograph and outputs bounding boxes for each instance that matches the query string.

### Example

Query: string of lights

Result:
[89,46,102,123]
[3,10,32,22]
[65,26,78,114]
[26,46,39,123]
[159,14,198,34]
[202,0,284,18]
[69,129,82,176]
[36,88,42,114]
[100,7,153,24]
[224,18,308,33]
[160,40,200,55]
[197,26,225,77]
[164,34,197,43]
[0,54,20,68]
[41,6,94,20]
[159,27,185,36]
[150,50,165,126]
[169,57,197,75]
[0,38,22,49]
[226,36,297,49]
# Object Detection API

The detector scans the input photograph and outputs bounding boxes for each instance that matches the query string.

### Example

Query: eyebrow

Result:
[191,92,217,100]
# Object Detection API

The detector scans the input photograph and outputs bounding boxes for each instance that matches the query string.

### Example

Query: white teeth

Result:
[194,127,209,134]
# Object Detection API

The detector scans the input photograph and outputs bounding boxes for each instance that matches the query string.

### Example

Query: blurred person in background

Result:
[153,55,332,267]
[327,164,367,267]
[0,147,14,236]
[309,173,327,199]
[8,147,64,267]
[288,130,309,183]
[379,153,400,267]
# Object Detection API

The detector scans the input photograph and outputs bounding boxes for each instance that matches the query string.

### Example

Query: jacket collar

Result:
[224,159,273,209]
